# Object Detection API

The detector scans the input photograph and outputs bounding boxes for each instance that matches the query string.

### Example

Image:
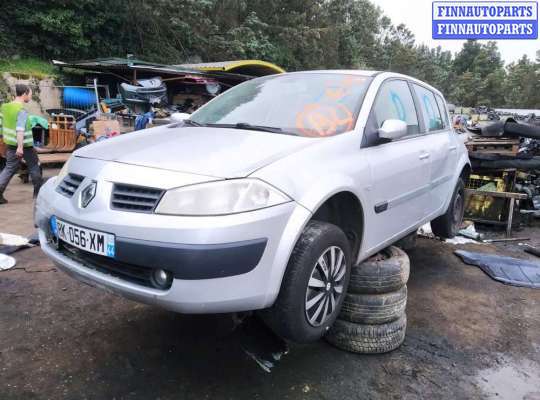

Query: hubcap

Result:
[305,246,347,327]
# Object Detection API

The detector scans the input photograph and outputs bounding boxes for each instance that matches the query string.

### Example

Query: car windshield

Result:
[190,73,372,137]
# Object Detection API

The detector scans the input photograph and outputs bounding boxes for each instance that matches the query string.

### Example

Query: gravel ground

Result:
[1,170,539,400]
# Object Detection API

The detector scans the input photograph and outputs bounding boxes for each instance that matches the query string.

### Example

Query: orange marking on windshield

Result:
[296,104,353,137]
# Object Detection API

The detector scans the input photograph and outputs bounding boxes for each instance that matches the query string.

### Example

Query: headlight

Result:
[56,157,72,185]
[155,179,291,216]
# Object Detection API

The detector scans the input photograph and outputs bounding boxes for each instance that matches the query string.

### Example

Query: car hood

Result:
[75,126,315,178]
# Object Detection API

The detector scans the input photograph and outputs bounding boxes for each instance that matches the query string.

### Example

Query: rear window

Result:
[412,84,444,132]
[435,94,449,128]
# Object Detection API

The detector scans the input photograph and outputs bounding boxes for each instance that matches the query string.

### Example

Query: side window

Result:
[373,80,419,136]
[435,94,449,128]
[412,84,444,132]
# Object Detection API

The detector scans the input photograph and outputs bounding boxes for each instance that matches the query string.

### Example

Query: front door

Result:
[362,79,432,252]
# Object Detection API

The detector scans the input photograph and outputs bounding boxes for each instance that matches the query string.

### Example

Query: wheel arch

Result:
[460,163,471,181]
[309,190,365,260]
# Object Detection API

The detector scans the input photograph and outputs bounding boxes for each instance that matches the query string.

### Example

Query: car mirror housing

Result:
[378,119,407,140]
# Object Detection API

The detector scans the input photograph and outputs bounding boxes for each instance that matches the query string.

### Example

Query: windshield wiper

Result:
[183,119,204,127]
[234,122,284,133]
[206,122,295,135]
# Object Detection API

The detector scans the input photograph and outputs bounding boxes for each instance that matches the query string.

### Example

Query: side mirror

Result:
[170,112,191,123]
[378,119,407,140]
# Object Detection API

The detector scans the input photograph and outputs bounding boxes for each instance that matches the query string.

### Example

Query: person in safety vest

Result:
[0,84,42,204]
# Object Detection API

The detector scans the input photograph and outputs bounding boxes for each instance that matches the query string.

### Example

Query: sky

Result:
[370,0,539,64]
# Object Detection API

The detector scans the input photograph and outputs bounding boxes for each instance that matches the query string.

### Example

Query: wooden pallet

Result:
[465,137,520,156]
[46,115,77,152]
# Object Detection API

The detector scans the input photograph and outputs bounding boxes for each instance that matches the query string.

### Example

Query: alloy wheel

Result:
[305,246,347,327]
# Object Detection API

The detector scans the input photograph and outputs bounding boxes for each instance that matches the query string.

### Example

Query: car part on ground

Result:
[455,250,540,289]
[521,243,540,258]
[260,221,351,343]
[0,254,17,270]
[234,316,289,373]
[431,178,465,238]
[326,313,407,354]
[348,246,409,295]
[325,246,409,354]
[340,286,407,325]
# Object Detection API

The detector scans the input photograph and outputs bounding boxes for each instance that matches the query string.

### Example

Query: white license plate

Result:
[50,216,115,258]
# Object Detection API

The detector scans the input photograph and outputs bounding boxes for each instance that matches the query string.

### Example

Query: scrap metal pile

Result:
[463,114,540,230]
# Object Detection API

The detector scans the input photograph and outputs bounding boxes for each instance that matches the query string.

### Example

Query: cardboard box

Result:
[91,119,121,139]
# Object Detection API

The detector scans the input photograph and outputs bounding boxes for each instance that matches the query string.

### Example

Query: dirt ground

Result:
[1,168,540,400]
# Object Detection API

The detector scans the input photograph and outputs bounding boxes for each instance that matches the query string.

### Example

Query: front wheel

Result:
[431,178,465,238]
[261,221,352,343]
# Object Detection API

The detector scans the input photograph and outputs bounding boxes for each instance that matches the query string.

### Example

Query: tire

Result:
[348,246,409,295]
[261,220,352,343]
[325,313,407,354]
[339,286,407,325]
[431,178,465,239]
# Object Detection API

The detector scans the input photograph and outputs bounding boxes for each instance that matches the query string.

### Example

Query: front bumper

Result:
[35,166,311,313]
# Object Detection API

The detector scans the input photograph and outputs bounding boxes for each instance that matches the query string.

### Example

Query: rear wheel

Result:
[431,178,465,239]
[261,221,352,343]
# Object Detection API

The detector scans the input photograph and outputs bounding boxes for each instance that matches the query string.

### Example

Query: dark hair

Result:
[15,84,31,97]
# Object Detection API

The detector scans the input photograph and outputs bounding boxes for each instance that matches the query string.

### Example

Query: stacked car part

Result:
[326,246,410,353]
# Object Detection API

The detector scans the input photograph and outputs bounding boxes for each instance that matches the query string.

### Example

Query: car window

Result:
[435,94,449,128]
[412,84,444,132]
[373,80,419,136]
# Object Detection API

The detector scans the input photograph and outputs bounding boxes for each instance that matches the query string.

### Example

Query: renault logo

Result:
[80,181,97,208]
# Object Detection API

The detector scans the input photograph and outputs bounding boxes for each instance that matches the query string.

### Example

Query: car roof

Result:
[285,70,445,98]
[287,69,381,77]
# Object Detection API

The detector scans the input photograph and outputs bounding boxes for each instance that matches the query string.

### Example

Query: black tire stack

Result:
[325,246,410,353]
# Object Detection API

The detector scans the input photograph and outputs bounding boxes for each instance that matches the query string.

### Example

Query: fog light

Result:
[152,268,172,289]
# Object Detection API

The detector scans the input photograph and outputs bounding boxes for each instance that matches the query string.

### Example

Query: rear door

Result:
[362,79,433,252]
[411,84,457,216]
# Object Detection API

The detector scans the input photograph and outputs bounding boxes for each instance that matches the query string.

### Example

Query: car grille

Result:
[56,173,85,198]
[111,184,164,213]
[58,242,169,290]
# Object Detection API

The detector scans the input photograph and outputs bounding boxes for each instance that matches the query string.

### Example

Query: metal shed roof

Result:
[175,60,285,76]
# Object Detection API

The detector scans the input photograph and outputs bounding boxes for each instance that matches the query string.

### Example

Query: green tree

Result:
[504,56,539,109]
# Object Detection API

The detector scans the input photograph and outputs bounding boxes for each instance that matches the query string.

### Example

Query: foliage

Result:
[0,58,58,79]
[0,0,538,108]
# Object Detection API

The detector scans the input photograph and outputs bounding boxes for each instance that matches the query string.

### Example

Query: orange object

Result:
[296,103,353,137]
[46,115,77,152]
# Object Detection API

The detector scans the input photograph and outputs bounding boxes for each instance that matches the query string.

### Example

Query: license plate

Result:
[50,216,115,258]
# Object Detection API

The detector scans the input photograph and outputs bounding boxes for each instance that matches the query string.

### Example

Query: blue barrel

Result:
[63,87,97,109]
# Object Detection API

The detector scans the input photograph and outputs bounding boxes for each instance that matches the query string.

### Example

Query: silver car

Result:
[35,70,470,342]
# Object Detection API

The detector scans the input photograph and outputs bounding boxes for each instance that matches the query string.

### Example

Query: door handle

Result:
[449,146,457,151]
[419,153,430,160]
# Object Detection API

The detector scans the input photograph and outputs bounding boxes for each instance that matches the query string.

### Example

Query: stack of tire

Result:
[326,246,410,354]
